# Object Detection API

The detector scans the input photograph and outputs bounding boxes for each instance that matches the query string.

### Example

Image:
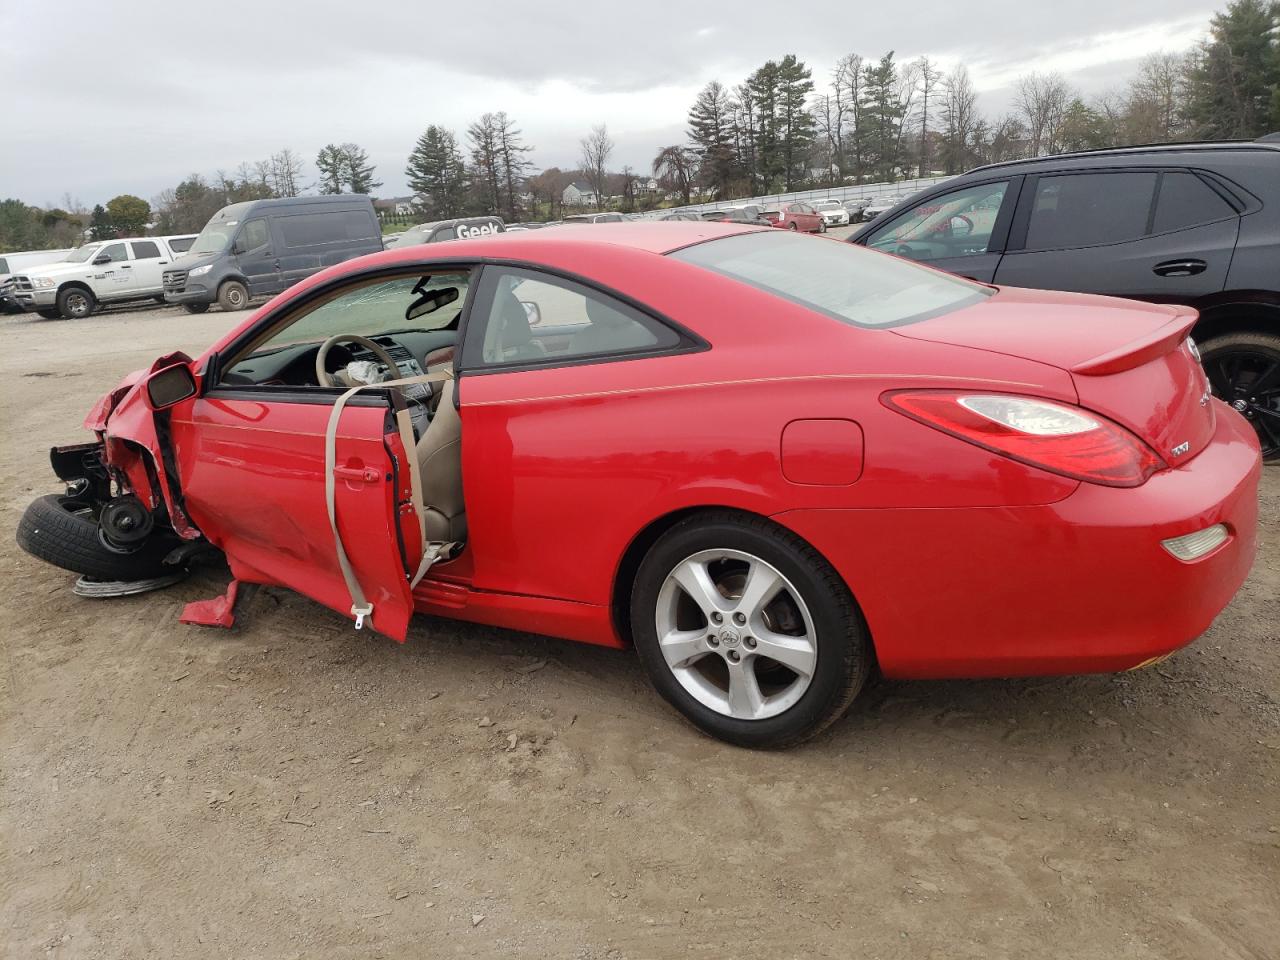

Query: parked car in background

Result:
[849,138,1280,460]
[700,209,772,226]
[503,222,551,232]
[163,195,381,313]
[812,199,851,227]
[762,202,825,233]
[2,235,196,319]
[842,197,872,220]
[860,194,908,222]
[658,211,701,221]
[0,248,72,312]
[563,212,626,224]
[385,217,505,248]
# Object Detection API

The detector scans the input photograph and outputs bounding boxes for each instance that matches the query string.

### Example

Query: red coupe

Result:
[762,202,826,233]
[18,223,1261,747]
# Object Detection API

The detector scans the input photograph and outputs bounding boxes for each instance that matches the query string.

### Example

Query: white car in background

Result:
[811,199,851,227]
[0,248,73,312]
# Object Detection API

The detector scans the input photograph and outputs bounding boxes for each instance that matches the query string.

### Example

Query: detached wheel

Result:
[217,280,248,312]
[184,303,210,314]
[1200,331,1280,462]
[16,494,174,582]
[36,308,63,320]
[57,286,95,319]
[630,512,871,748]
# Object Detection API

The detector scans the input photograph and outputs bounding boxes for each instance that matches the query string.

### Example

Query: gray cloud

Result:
[1,0,1213,206]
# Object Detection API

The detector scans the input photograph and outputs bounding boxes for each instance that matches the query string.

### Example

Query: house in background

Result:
[373,196,417,217]
[562,181,598,207]
[630,175,660,195]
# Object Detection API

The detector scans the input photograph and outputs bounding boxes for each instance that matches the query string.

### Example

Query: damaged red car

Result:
[17,223,1261,747]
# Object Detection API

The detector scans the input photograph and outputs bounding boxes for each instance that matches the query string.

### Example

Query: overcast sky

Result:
[2,0,1216,208]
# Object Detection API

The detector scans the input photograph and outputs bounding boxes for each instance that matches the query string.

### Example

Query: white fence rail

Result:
[639,175,955,218]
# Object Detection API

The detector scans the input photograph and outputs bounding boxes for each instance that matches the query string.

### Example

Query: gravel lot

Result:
[1,301,1277,959]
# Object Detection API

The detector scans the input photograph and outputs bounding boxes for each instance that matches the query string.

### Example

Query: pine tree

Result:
[687,81,738,198]
[316,144,346,195]
[1185,0,1280,138]
[776,55,816,189]
[405,126,468,219]
[859,53,905,181]
[342,143,381,195]
[88,204,114,241]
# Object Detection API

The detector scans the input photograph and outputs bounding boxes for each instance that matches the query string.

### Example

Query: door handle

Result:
[334,465,382,484]
[1153,259,1207,277]
[121,265,132,270]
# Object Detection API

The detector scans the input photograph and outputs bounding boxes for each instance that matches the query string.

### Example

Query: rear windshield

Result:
[670,230,991,328]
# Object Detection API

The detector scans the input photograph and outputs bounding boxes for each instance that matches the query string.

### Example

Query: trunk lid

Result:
[894,286,1216,464]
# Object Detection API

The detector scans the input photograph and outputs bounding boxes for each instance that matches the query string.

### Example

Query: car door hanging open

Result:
[324,368,459,631]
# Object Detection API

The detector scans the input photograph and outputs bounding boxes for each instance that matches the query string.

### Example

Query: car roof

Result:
[965,139,1280,176]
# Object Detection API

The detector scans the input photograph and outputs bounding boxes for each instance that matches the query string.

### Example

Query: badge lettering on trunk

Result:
[1171,441,1191,457]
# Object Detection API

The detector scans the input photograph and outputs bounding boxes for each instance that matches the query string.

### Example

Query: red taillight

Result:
[883,390,1166,487]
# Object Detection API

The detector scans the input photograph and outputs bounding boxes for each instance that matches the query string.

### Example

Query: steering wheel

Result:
[315,334,402,388]
[950,214,974,237]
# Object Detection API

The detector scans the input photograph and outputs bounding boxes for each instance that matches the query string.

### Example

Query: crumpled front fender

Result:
[89,351,202,540]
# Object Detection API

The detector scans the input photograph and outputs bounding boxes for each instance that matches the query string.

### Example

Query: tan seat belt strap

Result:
[325,368,455,629]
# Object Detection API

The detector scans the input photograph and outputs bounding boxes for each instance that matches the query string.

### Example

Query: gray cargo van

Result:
[163,195,382,313]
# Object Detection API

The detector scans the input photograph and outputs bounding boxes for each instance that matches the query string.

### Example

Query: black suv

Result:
[849,138,1280,460]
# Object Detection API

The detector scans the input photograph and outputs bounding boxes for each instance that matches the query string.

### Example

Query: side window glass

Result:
[1152,172,1235,234]
[1024,172,1157,251]
[99,243,128,263]
[131,240,160,259]
[221,272,470,384]
[239,219,270,251]
[469,268,679,367]
[867,180,1009,261]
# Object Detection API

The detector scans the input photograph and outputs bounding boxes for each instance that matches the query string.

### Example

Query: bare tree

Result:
[270,148,306,197]
[892,59,923,174]
[579,124,613,211]
[1015,72,1073,155]
[831,54,863,180]
[1127,51,1189,143]
[914,57,944,176]
[941,66,979,173]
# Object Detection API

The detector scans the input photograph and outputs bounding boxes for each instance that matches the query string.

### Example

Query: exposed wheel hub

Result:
[98,495,155,553]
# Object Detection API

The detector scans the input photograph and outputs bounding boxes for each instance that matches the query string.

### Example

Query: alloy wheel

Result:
[66,292,90,317]
[654,549,817,720]
[1206,348,1280,459]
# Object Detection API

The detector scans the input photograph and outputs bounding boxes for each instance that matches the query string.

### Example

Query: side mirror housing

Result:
[92,254,111,265]
[519,300,542,326]
[145,363,197,410]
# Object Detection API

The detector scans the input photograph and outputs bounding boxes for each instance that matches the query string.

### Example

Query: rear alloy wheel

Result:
[631,512,871,748]
[57,286,95,319]
[217,280,248,312]
[787,222,799,231]
[1200,331,1280,462]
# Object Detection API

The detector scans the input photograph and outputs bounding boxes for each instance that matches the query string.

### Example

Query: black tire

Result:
[818,220,827,233]
[1199,331,1280,462]
[16,494,174,582]
[56,286,96,319]
[184,302,211,314]
[630,511,871,749]
[36,308,63,320]
[217,280,248,312]
[787,222,799,231]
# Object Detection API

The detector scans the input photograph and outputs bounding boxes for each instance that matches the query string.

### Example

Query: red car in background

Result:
[17,223,1261,748]
[763,201,826,233]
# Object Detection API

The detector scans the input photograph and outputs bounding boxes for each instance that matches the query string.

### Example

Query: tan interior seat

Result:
[415,377,465,542]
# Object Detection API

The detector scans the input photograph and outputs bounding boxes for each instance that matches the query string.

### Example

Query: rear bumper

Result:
[774,411,1262,679]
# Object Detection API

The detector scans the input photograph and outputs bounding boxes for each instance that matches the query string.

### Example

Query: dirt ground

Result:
[1,303,1277,960]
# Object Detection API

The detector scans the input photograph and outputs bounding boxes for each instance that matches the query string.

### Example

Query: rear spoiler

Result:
[1071,310,1198,376]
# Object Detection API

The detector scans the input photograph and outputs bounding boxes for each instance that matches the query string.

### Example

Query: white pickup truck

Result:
[0,235,196,319]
